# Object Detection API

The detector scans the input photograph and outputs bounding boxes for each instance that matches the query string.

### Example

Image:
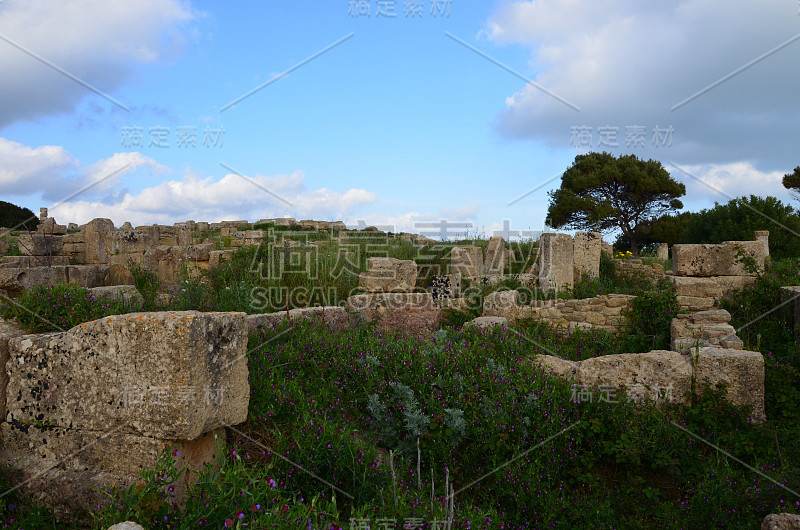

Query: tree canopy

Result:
[0,201,38,231]
[783,166,800,201]
[546,152,686,253]
[680,195,800,259]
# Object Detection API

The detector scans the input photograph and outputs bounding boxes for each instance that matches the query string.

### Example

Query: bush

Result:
[0,283,135,333]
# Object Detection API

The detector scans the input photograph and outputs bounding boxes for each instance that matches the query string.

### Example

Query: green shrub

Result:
[128,260,160,311]
[0,283,134,333]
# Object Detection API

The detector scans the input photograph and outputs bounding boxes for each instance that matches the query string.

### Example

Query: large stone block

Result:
[482,290,520,323]
[692,347,765,423]
[6,311,249,440]
[0,424,223,523]
[574,350,693,404]
[89,285,145,307]
[358,257,417,293]
[672,241,766,277]
[67,264,109,287]
[450,246,483,280]
[0,255,70,268]
[0,319,25,418]
[84,218,116,264]
[246,306,349,334]
[573,231,601,282]
[484,236,508,275]
[0,266,69,294]
[538,233,574,293]
[347,292,441,338]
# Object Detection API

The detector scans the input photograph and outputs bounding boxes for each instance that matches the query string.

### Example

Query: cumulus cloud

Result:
[668,161,794,206]
[485,0,800,173]
[0,0,193,128]
[47,169,378,226]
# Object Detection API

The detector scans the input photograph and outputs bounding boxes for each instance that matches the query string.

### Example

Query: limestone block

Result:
[347,292,441,338]
[484,236,508,275]
[246,306,348,334]
[464,316,508,329]
[754,230,770,257]
[17,233,65,257]
[450,246,483,279]
[690,309,731,324]
[109,523,145,530]
[67,264,109,288]
[761,513,800,530]
[676,295,715,312]
[530,354,578,379]
[670,276,724,298]
[0,319,24,418]
[0,424,223,523]
[672,241,765,277]
[359,257,417,293]
[482,290,519,323]
[209,250,235,268]
[575,350,693,404]
[6,311,249,439]
[573,231,601,282]
[89,285,145,307]
[656,243,669,261]
[0,255,70,268]
[692,347,765,423]
[84,218,116,264]
[0,266,69,294]
[538,233,574,293]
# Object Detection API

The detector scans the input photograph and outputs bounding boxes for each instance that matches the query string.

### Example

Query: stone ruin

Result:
[0,311,250,522]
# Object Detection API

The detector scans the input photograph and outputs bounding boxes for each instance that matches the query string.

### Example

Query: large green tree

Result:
[783,166,800,201]
[680,195,800,259]
[546,152,686,253]
[613,211,695,253]
[0,201,38,231]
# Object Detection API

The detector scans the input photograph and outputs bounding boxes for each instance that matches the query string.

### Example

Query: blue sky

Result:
[1,0,798,239]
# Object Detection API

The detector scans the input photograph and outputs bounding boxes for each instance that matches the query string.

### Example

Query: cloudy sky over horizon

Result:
[1,0,798,238]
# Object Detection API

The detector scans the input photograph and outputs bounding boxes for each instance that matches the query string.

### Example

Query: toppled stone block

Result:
[464,316,508,329]
[574,350,693,404]
[66,264,109,287]
[246,306,348,334]
[529,354,578,380]
[209,250,235,268]
[359,257,417,293]
[347,292,441,339]
[538,233,574,293]
[450,247,483,280]
[693,346,765,423]
[672,241,765,277]
[89,285,145,307]
[6,311,249,440]
[482,290,519,323]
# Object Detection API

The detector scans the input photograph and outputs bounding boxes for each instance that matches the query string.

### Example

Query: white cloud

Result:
[669,161,794,206]
[486,0,800,173]
[0,0,193,128]
[46,168,378,227]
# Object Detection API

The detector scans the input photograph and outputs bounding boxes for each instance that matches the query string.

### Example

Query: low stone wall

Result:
[671,309,743,352]
[482,290,635,335]
[613,259,666,283]
[0,311,250,521]
[347,292,441,338]
[531,347,765,423]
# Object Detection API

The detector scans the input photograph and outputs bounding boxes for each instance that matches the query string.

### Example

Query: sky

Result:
[1,0,799,240]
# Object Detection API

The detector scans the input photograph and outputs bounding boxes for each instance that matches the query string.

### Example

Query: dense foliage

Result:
[547,152,686,253]
[0,201,38,231]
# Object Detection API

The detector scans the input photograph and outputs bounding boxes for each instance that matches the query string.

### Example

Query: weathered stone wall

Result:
[482,290,635,335]
[671,309,743,352]
[613,258,666,283]
[450,246,483,279]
